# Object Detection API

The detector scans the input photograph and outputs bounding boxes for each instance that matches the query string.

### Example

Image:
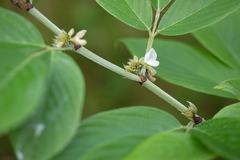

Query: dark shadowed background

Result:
[0,0,237,159]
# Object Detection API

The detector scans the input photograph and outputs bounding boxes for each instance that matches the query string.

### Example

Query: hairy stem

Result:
[28,7,190,116]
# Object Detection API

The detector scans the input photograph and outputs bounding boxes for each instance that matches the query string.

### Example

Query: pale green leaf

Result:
[52,106,182,160]
[0,7,48,134]
[10,52,85,160]
[124,132,215,160]
[121,38,240,98]
[191,118,240,160]
[214,102,240,119]
[193,10,240,69]
[214,79,240,100]
[96,0,153,30]
[149,0,171,10]
[158,0,240,35]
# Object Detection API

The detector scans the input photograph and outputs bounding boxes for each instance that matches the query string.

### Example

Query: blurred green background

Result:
[0,0,237,159]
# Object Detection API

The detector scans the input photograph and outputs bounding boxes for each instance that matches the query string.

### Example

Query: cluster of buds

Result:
[53,28,87,50]
[124,48,159,82]
[124,56,145,74]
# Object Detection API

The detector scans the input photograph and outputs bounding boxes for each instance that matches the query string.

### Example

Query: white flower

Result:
[144,48,159,67]
[70,29,87,46]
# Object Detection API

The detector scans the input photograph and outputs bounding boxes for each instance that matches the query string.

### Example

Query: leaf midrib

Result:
[124,0,150,30]
[0,40,45,48]
[158,0,216,32]
[0,49,47,90]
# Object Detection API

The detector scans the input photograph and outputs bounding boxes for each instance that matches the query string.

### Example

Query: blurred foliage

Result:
[0,0,237,159]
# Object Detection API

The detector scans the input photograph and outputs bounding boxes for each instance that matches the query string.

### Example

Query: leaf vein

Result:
[158,0,216,32]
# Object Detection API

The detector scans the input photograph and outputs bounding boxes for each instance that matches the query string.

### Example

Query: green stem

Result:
[143,81,188,112]
[146,34,154,53]
[28,7,62,35]
[146,10,161,53]
[76,47,140,82]
[27,7,190,116]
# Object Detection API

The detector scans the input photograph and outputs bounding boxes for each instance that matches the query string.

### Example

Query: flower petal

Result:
[75,30,87,39]
[74,39,87,45]
[144,48,157,63]
[68,28,75,37]
[56,42,64,48]
[147,59,159,67]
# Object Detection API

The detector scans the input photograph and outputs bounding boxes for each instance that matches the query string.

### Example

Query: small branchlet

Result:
[10,0,33,10]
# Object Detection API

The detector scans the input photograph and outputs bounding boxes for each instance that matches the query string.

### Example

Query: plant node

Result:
[124,48,159,82]
[182,101,203,125]
[10,0,33,10]
[53,28,87,50]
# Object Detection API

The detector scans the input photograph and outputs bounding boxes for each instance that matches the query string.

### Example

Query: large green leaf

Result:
[214,79,240,100]
[96,0,153,30]
[52,106,183,160]
[213,102,240,119]
[0,7,85,160]
[0,7,48,134]
[193,10,240,69]
[121,38,240,98]
[124,132,215,160]
[10,51,85,160]
[149,0,171,10]
[158,0,240,35]
[78,135,148,160]
[191,118,240,160]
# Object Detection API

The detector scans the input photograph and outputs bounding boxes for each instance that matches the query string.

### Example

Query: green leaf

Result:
[10,52,85,160]
[0,8,44,45]
[149,0,171,10]
[0,7,85,160]
[158,0,240,35]
[78,135,148,160]
[52,106,182,160]
[96,0,153,30]
[193,10,240,69]
[214,102,240,119]
[124,132,215,160]
[0,7,48,134]
[191,118,240,160]
[121,38,240,98]
[214,79,240,100]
